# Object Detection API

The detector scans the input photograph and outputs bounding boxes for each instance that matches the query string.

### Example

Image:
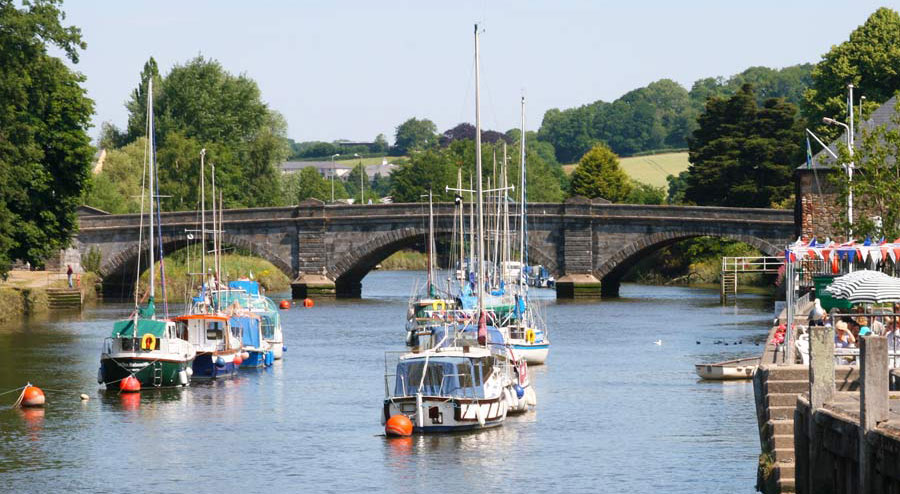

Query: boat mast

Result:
[469,174,475,280]
[219,191,224,285]
[147,78,156,317]
[200,149,207,291]
[457,168,465,277]
[502,142,510,285]
[426,189,434,295]
[474,24,486,328]
[519,96,527,293]
[211,163,218,288]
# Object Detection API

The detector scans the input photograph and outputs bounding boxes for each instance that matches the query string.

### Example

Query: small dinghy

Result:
[694,356,760,380]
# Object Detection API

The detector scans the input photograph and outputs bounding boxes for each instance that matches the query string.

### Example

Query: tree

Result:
[830,99,900,238]
[371,134,389,154]
[804,7,900,141]
[0,0,94,274]
[625,181,666,205]
[390,149,455,203]
[666,171,689,204]
[393,118,437,155]
[115,56,289,209]
[84,138,147,214]
[684,84,804,207]
[569,144,631,202]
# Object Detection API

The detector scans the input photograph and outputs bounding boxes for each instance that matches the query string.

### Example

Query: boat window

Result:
[206,321,223,341]
[175,321,189,340]
[261,315,276,339]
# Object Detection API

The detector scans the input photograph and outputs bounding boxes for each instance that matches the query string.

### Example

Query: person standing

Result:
[66,264,73,288]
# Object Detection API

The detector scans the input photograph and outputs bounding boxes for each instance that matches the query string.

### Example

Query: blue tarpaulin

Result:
[229,280,260,296]
[231,316,261,347]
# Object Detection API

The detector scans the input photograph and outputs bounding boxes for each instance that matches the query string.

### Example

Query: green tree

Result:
[684,84,804,207]
[281,168,347,204]
[625,181,666,205]
[830,99,900,238]
[0,0,94,274]
[345,163,381,203]
[804,7,900,141]
[390,149,455,203]
[84,138,147,213]
[114,56,288,210]
[665,171,690,204]
[393,118,437,155]
[569,144,631,202]
[371,133,389,154]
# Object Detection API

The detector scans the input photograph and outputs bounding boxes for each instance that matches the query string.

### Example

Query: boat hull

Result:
[510,343,550,365]
[191,352,238,380]
[267,339,284,360]
[100,356,192,388]
[694,357,760,380]
[240,350,273,368]
[383,396,507,433]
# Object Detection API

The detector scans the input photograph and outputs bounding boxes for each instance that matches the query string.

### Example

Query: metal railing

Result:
[721,256,783,303]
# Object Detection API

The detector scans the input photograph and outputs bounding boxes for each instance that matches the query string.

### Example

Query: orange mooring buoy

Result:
[20,385,45,407]
[120,375,141,393]
[303,298,314,308]
[233,354,243,366]
[385,414,413,437]
[279,300,290,310]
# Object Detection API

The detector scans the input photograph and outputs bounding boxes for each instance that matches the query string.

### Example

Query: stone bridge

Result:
[74,198,795,299]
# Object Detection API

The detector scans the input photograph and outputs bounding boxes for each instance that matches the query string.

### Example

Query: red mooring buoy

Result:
[385,414,413,437]
[303,298,314,308]
[279,300,290,310]
[120,375,141,393]
[21,385,45,407]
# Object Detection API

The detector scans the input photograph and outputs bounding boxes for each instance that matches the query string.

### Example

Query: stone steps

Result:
[768,405,797,421]
[766,379,809,394]
[767,392,801,408]
[46,288,82,310]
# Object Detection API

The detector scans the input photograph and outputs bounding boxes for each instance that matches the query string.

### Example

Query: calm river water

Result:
[0,271,773,493]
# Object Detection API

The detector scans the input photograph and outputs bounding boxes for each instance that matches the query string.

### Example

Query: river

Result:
[0,271,772,493]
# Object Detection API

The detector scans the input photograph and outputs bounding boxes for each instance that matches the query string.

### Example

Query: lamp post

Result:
[330,153,340,202]
[354,153,363,204]
[822,83,856,239]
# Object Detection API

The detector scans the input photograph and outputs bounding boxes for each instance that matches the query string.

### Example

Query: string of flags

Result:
[784,236,900,273]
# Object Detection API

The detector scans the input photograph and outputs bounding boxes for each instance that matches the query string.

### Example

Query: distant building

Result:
[795,95,898,240]
[279,157,398,182]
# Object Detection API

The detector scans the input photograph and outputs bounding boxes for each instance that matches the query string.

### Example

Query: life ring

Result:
[525,328,536,344]
[431,300,447,312]
[141,333,156,351]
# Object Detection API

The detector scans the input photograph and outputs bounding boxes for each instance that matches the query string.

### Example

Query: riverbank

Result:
[379,250,427,270]
[0,271,100,323]
[136,253,290,302]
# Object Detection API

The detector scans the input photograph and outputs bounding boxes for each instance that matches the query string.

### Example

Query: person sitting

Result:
[857,316,872,337]
[835,319,855,347]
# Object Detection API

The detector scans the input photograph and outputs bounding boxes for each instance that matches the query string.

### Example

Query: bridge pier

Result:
[291,274,336,299]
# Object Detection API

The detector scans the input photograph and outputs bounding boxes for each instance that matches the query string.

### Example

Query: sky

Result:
[59,1,891,144]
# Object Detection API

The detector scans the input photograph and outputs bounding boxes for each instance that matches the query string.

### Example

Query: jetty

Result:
[753,305,900,493]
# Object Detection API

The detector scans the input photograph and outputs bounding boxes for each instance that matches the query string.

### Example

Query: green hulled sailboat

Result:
[98,79,195,389]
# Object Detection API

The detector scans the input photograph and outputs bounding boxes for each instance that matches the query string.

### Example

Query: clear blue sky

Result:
[60,1,890,144]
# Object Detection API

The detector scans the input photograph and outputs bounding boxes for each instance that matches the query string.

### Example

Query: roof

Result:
[800,95,899,170]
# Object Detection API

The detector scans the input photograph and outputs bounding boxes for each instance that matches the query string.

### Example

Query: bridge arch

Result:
[594,231,782,297]
[326,225,562,298]
[98,232,293,298]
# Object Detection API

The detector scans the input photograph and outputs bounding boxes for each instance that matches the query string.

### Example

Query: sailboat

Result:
[180,150,243,380]
[405,189,457,347]
[384,25,509,432]
[99,79,196,389]
[502,96,551,365]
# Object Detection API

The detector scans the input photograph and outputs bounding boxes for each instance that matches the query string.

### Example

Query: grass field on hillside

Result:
[335,156,407,166]
[563,151,690,188]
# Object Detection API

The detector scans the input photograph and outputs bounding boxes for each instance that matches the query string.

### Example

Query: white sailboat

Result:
[384,24,510,432]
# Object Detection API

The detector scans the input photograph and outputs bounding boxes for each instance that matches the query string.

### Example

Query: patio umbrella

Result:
[825,270,900,304]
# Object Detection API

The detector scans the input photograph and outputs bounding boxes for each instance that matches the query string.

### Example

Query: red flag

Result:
[831,255,840,274]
